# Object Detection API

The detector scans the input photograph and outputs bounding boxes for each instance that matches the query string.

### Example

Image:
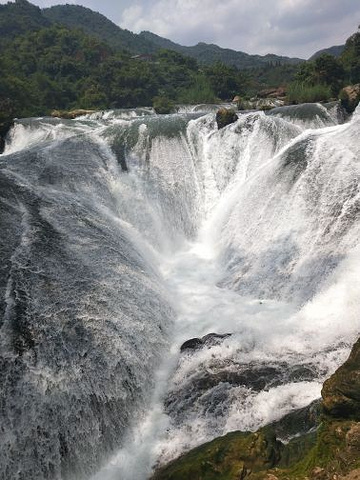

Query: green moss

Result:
[151,428,283,480]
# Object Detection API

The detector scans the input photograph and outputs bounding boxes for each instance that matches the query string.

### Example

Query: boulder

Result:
[151,427,283,480]
[322,337,360,420]
[216,108,238,129]
[339,84,360,113]
[0,120,13,154]
[180,332,231,353]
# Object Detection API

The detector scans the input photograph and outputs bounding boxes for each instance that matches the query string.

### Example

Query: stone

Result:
[216,108,238,129]
[180,332,232,353]
[51,109,96,119]
[322,337,360,420]
[339,85,360,113]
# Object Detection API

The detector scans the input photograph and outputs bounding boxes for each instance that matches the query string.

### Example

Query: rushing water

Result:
[0,103,359,480]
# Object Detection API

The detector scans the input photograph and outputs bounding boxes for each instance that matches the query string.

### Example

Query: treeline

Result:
[286,27,360,104]
[0,0,359,127]
[0,25,252,122]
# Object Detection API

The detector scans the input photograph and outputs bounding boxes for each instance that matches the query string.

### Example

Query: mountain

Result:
[309,44,345,61]
[0,0,50,42]
[43,4,158,54]
[43,4,303,69]
[140,31,304,69]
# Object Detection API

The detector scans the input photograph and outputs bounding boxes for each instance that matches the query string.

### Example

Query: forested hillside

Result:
[0,0,359,131]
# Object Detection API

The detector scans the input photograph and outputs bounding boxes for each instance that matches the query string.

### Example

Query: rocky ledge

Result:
[151,337,360,480]
[51,109,96,119]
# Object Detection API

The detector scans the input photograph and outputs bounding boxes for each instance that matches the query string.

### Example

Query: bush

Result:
[287,82,332,104]
[152,96,175,114]
[177,75,217,104]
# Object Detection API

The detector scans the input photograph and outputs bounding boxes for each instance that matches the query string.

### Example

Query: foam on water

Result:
[1,104,359,480]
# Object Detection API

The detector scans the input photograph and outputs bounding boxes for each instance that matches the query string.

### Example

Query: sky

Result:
[3,0,360,59]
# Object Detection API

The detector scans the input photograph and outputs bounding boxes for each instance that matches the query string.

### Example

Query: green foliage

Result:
[204,62,251,100]
[287,82,332,104]
[139,30,303,70]
[0,0,50,42]
[177,75,217,104]
[294,53,345,95]
[152,96,175,114]
[341,27,360,83]
[43,4,158,55]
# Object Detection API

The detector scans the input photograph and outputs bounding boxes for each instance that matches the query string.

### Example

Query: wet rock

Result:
[180,332,231,353]
[0,120,13,154]
[179,337,203,352]
[216,108,238,129]
[322,337,360,420]
[151,427,283,480]
[339,84,360,113]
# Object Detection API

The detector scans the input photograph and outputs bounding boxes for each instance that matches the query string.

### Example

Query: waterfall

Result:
[0,103,359,480]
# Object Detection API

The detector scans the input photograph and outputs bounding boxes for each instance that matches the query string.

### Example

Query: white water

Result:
[86,105,360,480]
[1,104,360,480]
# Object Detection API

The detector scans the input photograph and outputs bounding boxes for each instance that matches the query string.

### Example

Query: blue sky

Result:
[2,0,360,58]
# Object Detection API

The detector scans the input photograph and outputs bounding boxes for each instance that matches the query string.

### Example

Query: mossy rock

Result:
[322,337,360,420]
[216,108,238,129]
[151,427,283,480]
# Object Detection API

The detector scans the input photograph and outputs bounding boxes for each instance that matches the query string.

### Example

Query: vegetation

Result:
[286,28,360,104]
[139,30,304,69]
[287,83,332,104]
[0,0,359,133]
[152,96,175,114]
[43,4,158,55]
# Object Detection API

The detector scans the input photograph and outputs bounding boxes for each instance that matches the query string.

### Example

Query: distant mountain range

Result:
[309,45,345,61]
[42,4,304,69]
[2,1,345,71]
[138,31,304,68]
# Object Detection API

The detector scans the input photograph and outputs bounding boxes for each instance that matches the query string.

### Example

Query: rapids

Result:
[0,102,359,480]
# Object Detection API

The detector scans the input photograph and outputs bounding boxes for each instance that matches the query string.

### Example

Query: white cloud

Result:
[1,0,359,58]
[119,0,360,58]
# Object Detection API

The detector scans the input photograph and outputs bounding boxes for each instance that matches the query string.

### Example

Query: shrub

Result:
[152,96,175,114]
[287,82,332,104]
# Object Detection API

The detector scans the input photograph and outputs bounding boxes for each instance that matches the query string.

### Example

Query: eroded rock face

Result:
[322,337,360,420]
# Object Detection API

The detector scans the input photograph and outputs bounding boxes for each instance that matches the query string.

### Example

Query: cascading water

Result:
[0,103,359,480]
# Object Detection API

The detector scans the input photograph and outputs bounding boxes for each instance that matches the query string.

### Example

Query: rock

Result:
[150,427,283,480]
[322,337,360,420]
[0,120,13,154]
[202,332,232,345]
[258,87,286,99]
[180,332,231,353]
[339,468,360,480]
[179,337,203,352]
[216,108,238,129]
[0,97,15,153]
[238,98,285,111]
[51,109,96,119]
[339,84,360,113]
